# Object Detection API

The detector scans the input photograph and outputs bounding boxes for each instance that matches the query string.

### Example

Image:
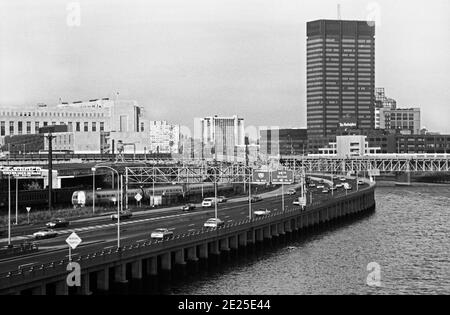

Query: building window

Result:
[84,122,88,132]
[43,122,48,126]
[76,122,80,132]
[0,121,5,136]
[140,122,144,132]
[35,122,39,133]
[26,121,31,134]
[100,122,104,131]
[52,122,56,125]
[92,122,96,132]
[18,121,23,134]
[9,121,14,135]
[68,121,73,131]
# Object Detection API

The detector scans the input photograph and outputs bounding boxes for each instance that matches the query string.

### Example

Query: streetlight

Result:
[92,165,121,248]
[91,167,96,214]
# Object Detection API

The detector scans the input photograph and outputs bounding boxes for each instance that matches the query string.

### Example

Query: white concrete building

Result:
[149,121,180,154]
[197,115,245,160]
[1,98,153,153]
[311,135,380,157]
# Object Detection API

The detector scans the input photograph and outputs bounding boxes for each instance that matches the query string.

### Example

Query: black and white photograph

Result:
[0,0,449,301]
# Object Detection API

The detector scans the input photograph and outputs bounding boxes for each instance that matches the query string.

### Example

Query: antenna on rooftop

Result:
[337,4,341,20]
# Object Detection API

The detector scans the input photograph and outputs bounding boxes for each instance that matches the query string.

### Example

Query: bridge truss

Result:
[119,156,450,186]
[125,163,253,185]
[281,157,450,173]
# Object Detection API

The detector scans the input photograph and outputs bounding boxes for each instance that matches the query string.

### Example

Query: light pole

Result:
[91,167,96,214]
[15,178,18,225]
[8,173,11,246]
[92,164,121,248]
[248,173,252,219]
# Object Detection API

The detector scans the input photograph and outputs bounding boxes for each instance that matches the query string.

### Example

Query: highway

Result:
[0,176,365,275]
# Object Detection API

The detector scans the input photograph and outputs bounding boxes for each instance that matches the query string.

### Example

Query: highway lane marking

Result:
[188,229,196,232]
[188,224,195,227]
[227,220,233,222]
[136,239,147,242]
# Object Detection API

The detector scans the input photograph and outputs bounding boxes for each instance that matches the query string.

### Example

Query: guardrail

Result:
[0,243,38,260]
[0,180,375,289]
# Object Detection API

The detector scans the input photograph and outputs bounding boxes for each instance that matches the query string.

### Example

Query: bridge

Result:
[280,154,450,173]
[0,177,376,295]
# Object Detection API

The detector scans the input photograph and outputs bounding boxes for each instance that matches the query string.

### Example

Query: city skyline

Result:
[0,0,449,134]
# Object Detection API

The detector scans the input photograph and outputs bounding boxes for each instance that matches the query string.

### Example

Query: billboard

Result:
[271,170,294,184]
[252,170,270,184]
[0,166,43,178]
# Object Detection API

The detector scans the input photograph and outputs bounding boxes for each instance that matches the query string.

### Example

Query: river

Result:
[162,185,450,295]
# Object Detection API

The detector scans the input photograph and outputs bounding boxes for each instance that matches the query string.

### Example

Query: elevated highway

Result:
[0,176,375,295]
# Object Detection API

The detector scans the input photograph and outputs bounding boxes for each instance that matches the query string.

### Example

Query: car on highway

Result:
[203,218,225,228]
[329,186,337,192]
[250,195,263,203]
[217,196,228,203]
[316,185,325,189]
[181,204,196,211]
[339,177,346,181]
[322,189,330,194]
[33,229,58,240]
[344,183,353,190]
[286,188,296,195]
[111,210,133,221]
[150,228,174,240]
[336,183,344,188]
[202,198,215,208]
[45,218,69,228]
[254,209,271,216]
[357,180,365,185]
[309,183,316,188]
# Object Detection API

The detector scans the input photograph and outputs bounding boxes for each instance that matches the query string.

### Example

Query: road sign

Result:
[299,197,307,207]
[66,232,82,250]
[271,170,294,184]
[0,166,42,178]
[26,207,31,213]
[134,193,142,202]
[252,170,270,184]
[368,169,380,176]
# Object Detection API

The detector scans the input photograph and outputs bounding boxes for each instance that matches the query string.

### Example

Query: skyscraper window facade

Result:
[307,19,375,153]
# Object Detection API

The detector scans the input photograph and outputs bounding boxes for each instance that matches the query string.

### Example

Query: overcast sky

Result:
[1,0,449,133]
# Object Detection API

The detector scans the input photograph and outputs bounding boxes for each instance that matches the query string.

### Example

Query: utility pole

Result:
[46,133,56,211]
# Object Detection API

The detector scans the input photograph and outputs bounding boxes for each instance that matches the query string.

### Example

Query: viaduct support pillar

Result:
[97,268,109,291]
[161,252,172,271]
[146,257,158,276]
[131,260,143,280]
[187,247,198,262]
[115,264,128,283]
[198,244,208,259]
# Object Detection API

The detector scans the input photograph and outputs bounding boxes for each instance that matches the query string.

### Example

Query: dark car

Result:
[111,210,133,221]
[181,204,196,211]
[46,218,70,228]
[250,195,263,203]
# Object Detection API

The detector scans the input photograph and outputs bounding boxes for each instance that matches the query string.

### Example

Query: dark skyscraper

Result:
[306,19,375,153]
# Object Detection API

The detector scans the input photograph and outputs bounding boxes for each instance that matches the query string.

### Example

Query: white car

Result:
[203,218,224,228]
[317,185,325,189]
[293,199,300,205]
[357,180,365,185]
[339,177,347,181]
[150,228,174,240]
[254,209,271,216]
[33,229,58,240]
[286,189,296,195]
[202,198,214,208]
[336,183,344,188]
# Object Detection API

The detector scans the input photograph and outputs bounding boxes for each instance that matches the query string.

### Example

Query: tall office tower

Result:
[198,115,245,160]
[306,20,375,153]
